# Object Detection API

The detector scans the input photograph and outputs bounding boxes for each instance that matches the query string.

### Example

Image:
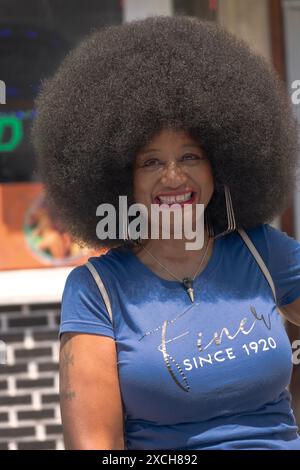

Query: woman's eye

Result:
[142,158,161,167]
[181,154,202,162]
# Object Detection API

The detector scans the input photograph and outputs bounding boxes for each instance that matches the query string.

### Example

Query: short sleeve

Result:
[264,224,300,307]
[59,263,115,340]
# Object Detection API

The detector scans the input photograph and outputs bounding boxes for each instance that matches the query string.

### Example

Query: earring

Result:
[205,184,236,239]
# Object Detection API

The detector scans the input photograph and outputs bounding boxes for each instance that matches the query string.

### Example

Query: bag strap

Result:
[237,228,281,309]
[85,261,113,325]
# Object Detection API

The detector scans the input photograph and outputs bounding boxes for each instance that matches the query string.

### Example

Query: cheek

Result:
[133,173,152,204]
[195,163,214,189]
[133,171,141,194]
[205,169,214,190]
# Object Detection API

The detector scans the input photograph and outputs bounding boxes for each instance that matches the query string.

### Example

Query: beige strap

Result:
[237,228,283,313]
[85,261,113,325]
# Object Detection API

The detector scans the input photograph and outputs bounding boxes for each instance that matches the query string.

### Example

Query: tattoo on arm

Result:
[60,337,76,402]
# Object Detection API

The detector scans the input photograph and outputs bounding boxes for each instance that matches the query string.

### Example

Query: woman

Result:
[32,16,300,450]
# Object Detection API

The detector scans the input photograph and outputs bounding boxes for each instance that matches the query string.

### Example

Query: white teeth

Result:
[158,192,192,204]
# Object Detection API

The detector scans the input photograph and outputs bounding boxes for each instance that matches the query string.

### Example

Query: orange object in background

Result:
[0,182,103,270]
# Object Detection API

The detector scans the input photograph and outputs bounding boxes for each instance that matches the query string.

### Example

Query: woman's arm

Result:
[280,297,300,327]
[59,332,125,450]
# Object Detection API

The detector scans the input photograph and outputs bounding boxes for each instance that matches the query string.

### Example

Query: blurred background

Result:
[0,0,299,450]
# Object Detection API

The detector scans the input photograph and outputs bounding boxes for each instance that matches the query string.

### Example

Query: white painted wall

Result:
[0,267,73,305]
[123,0,173,22]
[217,0,271,61]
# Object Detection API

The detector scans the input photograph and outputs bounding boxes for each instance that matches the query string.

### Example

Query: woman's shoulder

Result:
[88,245,133,273]
[243,223,300,254]
[224,223,289,247]
[61,247,131,318]
[60,250,121,339]
[221,223,284,263]
[221,223,267,250]
[65,246,131,286]
[224,223,300,274]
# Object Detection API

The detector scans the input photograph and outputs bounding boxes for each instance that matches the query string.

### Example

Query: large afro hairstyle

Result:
[31,15,299,249]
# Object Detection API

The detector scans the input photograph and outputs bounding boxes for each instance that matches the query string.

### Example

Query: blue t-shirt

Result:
[59,224,300,450]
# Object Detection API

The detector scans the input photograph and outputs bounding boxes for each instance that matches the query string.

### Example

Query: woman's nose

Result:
[160,161,187,187]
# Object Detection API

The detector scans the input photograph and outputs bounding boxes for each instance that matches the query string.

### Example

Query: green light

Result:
[0,116,23,152]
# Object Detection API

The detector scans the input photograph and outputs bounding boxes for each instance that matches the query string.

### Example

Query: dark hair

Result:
[31,15,299,249]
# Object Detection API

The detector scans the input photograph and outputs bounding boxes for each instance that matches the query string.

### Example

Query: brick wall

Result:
[0,303,63,450]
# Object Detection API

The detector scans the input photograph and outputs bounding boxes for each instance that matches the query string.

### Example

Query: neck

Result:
[132,230,212,262]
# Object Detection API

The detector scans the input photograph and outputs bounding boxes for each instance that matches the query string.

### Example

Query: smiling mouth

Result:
[153,191,196,206]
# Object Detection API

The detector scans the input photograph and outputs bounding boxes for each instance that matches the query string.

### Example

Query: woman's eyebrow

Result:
[141,148,160,154]
[141,144,202,155]
[181,144,203,150]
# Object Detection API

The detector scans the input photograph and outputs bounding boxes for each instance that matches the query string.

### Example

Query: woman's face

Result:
[133,128,214,235]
